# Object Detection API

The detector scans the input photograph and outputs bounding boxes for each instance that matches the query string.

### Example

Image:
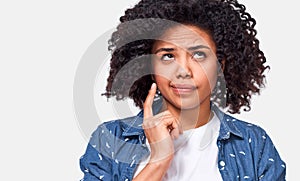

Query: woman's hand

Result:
[143,83,183,162]
[133,83,183,181]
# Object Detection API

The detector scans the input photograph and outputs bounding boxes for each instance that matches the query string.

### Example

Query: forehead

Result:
[153,25,216,52]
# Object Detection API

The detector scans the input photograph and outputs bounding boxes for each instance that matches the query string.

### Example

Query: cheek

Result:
[152,61,176,80]
[193,62,218,89]
[153,74,169,88]
[204,65,218,90]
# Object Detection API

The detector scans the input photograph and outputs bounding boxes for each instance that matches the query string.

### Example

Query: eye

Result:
[192,51,206,60]
[161,54,175,61]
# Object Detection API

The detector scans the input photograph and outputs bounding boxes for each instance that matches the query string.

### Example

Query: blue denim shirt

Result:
[79,102,286,181]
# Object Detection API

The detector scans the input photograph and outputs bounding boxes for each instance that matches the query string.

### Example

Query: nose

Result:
[175,54,192,79]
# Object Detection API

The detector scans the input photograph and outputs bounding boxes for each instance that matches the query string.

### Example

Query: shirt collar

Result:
[121,99,244,140]
[121,97,163,137]
[211,104,244,140]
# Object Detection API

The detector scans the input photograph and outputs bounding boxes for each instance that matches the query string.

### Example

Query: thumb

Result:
[143,83,157,119]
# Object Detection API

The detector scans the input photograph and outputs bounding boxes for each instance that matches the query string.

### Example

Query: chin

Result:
[176,96,210,110]
[178,103,201,110]
[170,100,200,110]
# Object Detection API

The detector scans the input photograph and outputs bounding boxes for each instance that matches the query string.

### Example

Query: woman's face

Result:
[151,25,218,110]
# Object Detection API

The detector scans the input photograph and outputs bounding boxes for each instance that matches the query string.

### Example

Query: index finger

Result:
[143,83,157,119]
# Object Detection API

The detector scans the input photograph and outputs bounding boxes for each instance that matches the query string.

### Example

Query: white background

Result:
[0,0,298,180]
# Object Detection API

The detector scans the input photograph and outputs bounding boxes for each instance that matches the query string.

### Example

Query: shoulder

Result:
[219,111,271,144]
[86,113,144,155]
[212,104,267,140]
[231,115,267,136]
[220,113,276,157]
[91,114,142,139]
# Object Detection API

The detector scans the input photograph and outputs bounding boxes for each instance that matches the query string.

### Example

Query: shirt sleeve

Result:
[257,132,286,180]
[79,124,114,181]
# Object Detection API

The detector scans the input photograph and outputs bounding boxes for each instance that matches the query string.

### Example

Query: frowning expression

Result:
[151,25,218,110]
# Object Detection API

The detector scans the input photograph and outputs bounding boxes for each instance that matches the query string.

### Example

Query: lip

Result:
[170,84,197,95]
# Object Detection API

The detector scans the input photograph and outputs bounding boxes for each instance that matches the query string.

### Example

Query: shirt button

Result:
[219,161,226,167]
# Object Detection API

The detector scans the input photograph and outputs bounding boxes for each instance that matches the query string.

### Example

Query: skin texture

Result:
[133,25,218,181]
[152,25,217,130]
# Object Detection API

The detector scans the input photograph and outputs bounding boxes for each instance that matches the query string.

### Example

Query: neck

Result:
[162,98,212,131]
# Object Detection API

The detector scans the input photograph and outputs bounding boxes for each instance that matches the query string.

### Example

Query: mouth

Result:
[170,84,197,94]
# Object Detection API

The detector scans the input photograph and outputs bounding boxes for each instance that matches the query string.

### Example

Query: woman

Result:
[80,0,286,180]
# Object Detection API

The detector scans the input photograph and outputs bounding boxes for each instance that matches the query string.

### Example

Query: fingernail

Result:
[151,83,156,89]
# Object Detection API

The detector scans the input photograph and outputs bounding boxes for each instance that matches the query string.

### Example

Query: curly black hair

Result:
[102,0,269,114]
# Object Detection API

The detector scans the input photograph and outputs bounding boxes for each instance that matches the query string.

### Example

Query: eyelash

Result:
[160,54,175,61]
[160,51,206,62]
[192,51,206,60]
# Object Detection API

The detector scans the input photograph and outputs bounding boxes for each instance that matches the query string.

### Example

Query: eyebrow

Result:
[154,48,174,54]
[187,45,210,51]
[154,45,210,54]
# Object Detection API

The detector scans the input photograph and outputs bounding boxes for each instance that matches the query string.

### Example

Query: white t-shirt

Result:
[134,112,222,180]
